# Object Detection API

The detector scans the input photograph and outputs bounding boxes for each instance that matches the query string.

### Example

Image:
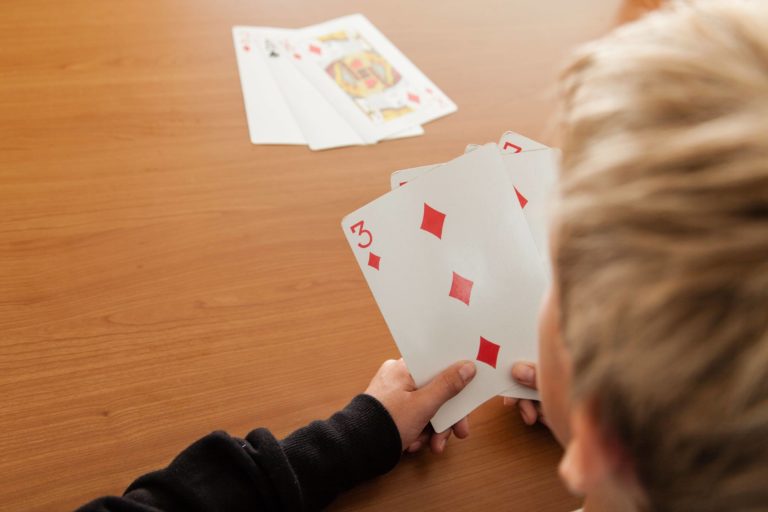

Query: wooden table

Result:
[1,1,627,510]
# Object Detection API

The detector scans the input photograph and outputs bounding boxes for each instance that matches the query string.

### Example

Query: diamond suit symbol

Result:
[420,203,446,239]
[476,337,500,368]
[367,252,381,270]
[514,187,528,209]
[448,272,473,305]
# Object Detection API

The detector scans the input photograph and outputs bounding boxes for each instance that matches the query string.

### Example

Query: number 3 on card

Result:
[350,220,373,248]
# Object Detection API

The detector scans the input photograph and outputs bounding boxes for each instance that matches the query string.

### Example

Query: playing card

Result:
[386,137,559,401]
[498,130,549,154]
[498,148,559,399]
[232,26,305,145]
[234,26,423,149]
[343,144,546,432]
[261,29,367,150]
[290,14,456,144]
[388,147,559,272]
[501,148,560,270]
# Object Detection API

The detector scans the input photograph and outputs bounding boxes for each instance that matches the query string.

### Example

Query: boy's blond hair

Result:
[556,1,768,510]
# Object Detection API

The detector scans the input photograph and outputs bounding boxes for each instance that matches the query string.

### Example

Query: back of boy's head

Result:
[555,1,768,510]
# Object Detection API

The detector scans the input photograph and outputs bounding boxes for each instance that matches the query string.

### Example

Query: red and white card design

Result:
[232,25,423,150]
[501,148,560,270]
[290,14,457,144]
[343,145,546,432]
[387,133,559,399]
[389,133,559,269]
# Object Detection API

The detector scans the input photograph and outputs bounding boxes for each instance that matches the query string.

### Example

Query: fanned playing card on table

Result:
[342,144,546,432]
[232,25,423,150]
[232,26,305,145]
[259,29,423,150]
[290,14,456,144]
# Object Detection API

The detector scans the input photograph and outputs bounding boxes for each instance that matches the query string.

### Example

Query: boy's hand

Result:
[365,358,476,454]
[503,362,546,426]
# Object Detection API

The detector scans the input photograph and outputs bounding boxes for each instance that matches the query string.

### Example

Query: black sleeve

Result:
[76,394,402,512]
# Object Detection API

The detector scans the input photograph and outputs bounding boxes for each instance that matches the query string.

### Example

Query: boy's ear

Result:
[558,401,630,496]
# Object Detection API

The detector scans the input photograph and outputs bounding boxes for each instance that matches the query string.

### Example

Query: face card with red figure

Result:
[342,145,546,432]
[290,14,456,144]
[232,25,423,150]
[260,32,423,150]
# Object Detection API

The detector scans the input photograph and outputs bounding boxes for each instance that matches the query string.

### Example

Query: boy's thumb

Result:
[417,361,476,410]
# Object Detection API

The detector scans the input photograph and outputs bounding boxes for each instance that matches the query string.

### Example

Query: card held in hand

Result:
[342,145,546,432]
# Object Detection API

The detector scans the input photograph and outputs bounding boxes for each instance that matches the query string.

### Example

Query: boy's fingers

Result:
[452,416,470,439]
[503,397,518,407]
[430,429,452,454]
[520,399,538,425]
[511,362,537,389]
[406,441,422,453]
[406,431,431,453]
[417,361,476,411]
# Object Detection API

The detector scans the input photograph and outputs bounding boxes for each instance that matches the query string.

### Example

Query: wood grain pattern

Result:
[0,1,629,510]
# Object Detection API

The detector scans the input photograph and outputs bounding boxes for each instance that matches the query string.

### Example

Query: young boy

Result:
[79,1,768,510]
